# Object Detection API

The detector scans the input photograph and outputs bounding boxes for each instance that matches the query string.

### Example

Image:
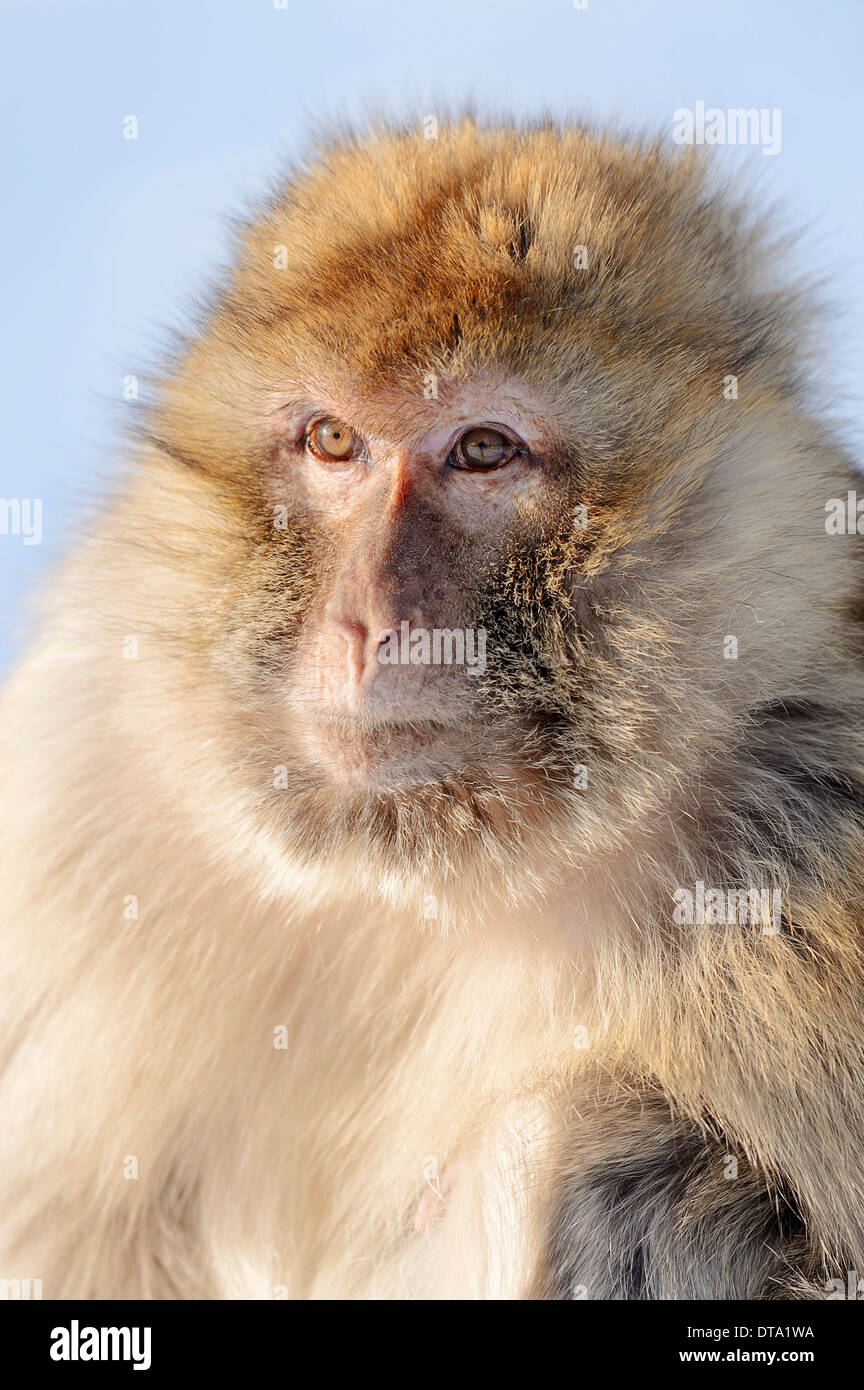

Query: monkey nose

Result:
[331,605,425,686]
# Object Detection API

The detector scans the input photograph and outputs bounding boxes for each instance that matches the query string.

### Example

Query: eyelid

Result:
[441,422,522,451]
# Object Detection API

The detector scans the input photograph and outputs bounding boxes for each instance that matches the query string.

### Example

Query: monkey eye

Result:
[306,417,360,461]
[451,426,520,471]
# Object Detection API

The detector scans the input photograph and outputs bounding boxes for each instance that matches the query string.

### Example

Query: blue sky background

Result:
[2,0,862,668]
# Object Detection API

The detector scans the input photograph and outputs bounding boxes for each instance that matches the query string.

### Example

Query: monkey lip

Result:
[292,710,474,788]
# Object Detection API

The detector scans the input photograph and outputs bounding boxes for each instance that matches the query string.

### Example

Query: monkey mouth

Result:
[291,710,477,789]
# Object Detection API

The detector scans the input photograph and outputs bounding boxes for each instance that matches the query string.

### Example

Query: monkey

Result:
[1,115,863,1300]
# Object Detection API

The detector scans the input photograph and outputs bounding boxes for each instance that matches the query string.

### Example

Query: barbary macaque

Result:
[1,118,863,1299]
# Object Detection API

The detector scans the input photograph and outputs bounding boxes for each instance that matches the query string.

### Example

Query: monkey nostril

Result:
[376,606,424,635]
[330,619,369,684]
[336,617,367,644]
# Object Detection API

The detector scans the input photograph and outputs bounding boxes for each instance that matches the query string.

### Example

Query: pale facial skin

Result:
[267,377,569,789]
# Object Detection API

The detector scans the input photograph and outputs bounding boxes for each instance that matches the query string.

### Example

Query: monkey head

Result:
[139,119,842,912]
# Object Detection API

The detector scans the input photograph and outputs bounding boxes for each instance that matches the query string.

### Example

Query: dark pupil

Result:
[468,432,504,464]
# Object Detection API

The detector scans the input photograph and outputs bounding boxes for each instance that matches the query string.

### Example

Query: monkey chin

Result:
[292,711,476,791]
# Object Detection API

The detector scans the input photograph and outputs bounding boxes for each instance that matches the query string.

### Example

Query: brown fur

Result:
[1,116,863,1299]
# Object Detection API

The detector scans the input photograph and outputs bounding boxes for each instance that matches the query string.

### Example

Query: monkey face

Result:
[152,365,603,891]
[268,375,573,792]
[215,368,599,888]
[144,121,816,895]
